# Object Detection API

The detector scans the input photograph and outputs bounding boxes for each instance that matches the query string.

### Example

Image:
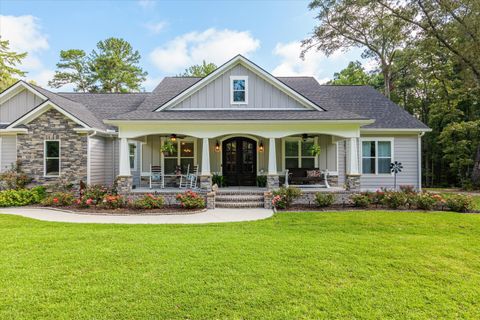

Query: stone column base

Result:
[264,191,273,209]
[346,174,361,191]
[199,175,213,191]
[206,191,216,209]
[266,174,279,190]
[116,175,133,194]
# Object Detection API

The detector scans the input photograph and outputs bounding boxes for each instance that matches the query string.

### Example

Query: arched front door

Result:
[222,137,257,186]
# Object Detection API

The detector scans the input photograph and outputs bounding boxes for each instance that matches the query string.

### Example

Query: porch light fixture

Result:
[170,134,177,142]
[302,134,308,142]
[258,141,264,152]
[215,141,220,152]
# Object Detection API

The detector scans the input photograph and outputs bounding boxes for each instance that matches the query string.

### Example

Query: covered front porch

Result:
[114,120,363,193]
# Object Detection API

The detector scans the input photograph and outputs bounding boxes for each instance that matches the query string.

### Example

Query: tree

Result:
[302,0,410,98]
[50,38,147,93]
[0,38,27,91]
[48,50,94,92]
[179,60,217,77]
[328,60,382,89]
[89,38,147,92]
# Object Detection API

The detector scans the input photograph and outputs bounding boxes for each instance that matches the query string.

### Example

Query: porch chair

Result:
[149,165,164,189]
[178,164,190,189]
[187,165,199,189]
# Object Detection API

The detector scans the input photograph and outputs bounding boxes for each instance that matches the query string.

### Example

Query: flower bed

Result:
[272,188,476,213]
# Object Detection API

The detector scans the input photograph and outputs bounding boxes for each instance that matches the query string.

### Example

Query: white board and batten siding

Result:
[360,135,420,190]
[0,89,44,124]
[88,136,119,186]
[169,64,308,110]
[0,136,17,172]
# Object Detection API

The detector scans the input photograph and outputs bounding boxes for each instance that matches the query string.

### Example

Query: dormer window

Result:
[230,76,248,104]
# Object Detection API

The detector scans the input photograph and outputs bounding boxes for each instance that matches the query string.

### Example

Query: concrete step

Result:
[216,190,265,196]
[215,201,264,208]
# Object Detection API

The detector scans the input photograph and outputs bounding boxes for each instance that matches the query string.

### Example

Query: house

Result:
[0,55,430,196]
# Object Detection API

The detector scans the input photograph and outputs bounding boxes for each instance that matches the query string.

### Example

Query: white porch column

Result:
[201,137,211,175]
[268,137,277,174]
[119,137,131,176]
[347,137,359,175]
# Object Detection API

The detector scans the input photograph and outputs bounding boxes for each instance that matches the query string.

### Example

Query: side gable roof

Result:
[154,55,326,112]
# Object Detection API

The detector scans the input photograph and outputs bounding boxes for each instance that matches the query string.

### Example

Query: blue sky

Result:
[0,0,365,91]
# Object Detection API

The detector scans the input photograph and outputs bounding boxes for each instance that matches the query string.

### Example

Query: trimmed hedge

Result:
[0,187,46,207]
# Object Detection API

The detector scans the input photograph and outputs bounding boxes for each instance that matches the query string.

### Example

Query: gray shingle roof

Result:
[111,109,368,121]
[30,84,108,130]
[0,124,8,129]
[278,77,428,129]
[15,75,427,130]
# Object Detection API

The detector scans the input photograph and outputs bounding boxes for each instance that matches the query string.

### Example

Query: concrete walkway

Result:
[0,207,274,224]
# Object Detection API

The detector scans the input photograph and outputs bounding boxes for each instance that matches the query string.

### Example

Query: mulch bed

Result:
[276,204,480,214]
[30,205,206,216]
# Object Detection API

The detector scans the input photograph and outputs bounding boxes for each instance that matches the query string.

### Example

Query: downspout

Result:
[418,132,425,191]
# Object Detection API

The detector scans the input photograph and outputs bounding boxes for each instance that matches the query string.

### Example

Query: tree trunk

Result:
[381,64,391,98]
[472,143,480,188]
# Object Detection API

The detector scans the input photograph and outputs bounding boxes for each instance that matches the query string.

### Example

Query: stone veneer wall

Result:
[17,109,88,187]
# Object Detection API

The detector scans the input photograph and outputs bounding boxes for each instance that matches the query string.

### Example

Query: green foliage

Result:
[256,175,267,188]
[309,144,321,156]
[0,187,46,207]
[382,191,408,209]
[314,192,335,207]
[178,60,217,77]
[212,174,226,187]
[99,195,126,209]
[328,61,382,89]
[161,141,176,155]
[445,194,474,212]
[0,161,32,190]
[78,184,111,207]
[415,193,439,211]
[351,194,372,208]
[50,37,147,92]
[176,190,206,209]
[131,194,165,209]
[272,186,302,208]
[0,38,27,91]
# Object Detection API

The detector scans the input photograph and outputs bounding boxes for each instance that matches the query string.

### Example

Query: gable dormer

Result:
[156,55,324,111]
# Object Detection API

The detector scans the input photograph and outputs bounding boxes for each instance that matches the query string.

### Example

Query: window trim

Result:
[360,137,394,176]
[161,137,197,174]
[282,137,318,170]
[44,139,61,177]
[230,76,248,105]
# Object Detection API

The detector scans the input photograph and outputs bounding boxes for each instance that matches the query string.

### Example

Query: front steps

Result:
[215,189,265,208]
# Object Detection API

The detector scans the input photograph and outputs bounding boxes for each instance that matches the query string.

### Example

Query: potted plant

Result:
[161,141,176,156]
[309,144,321,156]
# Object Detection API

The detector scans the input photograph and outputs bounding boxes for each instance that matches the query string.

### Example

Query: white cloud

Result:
[0,15,54,87]
[144,21,167,34]
[143,75,163,91]
[149,28,260,73]
[137,0,156,8]
[272,41,363,81]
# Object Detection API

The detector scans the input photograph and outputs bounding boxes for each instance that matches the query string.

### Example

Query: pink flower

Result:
[53,198,59,203]
[86,198,93,205]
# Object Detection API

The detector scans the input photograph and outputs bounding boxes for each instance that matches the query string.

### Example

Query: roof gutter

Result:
[104,119,375,125]
[74,128,118,137]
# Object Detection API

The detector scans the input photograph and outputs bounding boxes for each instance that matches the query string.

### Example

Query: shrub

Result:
[0,161,32,190]
[314,193,335,208]
[176,191,205,209]
[371,190,386,205]
[445,194,473,212]
[0,187,46,207]
[271,194,287,209]
[351,193,371,208]
[77,184,112,207]
[212,174,226,187]
[100,195,126,209]
[132,194,165,209]
[256,175,267,188]
[41,192,75,207]
[382,191,408,209]
[272,186,302,208]
[415,193,438,210]
[399,185,416,194]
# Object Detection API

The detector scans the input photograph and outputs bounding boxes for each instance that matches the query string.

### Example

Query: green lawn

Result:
[1,211,479,319]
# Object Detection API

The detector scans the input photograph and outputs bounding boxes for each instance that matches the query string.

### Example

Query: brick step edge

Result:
[216,196,264,202]
[215,202,265,208]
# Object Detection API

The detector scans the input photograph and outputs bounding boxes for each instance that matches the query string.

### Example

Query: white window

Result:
[162,139,196,174]
[284,138,316,169]
[361,139,393,174]
[230,76,248,104]
[44,140,60,177]
[129,143,137,171]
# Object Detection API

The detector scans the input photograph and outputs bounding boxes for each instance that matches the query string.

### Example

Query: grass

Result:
[0,211,479,319]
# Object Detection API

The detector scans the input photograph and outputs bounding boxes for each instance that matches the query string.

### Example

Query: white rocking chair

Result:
[149,165,164,189]
[186,165,199,189]
[179,164,190,189]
